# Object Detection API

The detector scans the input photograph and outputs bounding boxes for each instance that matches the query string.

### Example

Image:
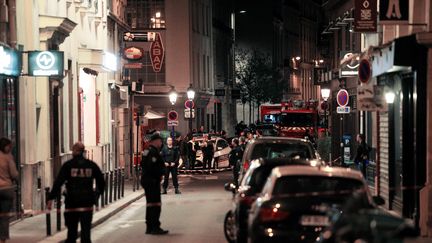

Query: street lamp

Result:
[385,91,395,104]
[321,88,331,135]
[187,85,195,134]
[169,87,177,138]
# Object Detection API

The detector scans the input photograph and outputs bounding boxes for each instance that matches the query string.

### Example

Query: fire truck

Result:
[277,100,319,138]
[259,103,282,124]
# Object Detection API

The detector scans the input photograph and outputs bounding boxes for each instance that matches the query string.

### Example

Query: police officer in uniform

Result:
[47,142,105,243]
[140,133,169,235]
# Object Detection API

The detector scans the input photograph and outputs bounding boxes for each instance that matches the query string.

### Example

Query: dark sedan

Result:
[248,166,374,243]
[223,158,325,243]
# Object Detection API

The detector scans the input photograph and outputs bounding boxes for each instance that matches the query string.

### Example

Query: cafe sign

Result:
[0,45,22,77]
[28,51,64,76]
[150,33,164,72]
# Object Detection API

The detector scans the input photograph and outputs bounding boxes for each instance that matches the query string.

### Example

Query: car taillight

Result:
[239,195,255,206]
[259,206,289,222]
[243,160,250,170]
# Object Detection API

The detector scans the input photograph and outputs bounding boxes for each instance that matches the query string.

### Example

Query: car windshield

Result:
[280,113,314,127]
[272,176,365,198]
[244,166,275,193]
[250,143,314,160]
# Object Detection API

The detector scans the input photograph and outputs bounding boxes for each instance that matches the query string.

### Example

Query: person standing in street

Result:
[47,142,105,243]
[140,133,169,235]
[188,136,199,170]
[201,135,214,172]
[354,134,371,178]
[179,135,189,170]
[162,137,181,194]
[229,138,243,187]
[0,138,18,243]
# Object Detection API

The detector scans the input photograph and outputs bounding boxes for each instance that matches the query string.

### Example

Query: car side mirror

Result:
[224,182,236,193]
[372,195,385,206]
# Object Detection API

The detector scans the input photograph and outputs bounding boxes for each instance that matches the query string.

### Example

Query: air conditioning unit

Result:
[120,86,129,100]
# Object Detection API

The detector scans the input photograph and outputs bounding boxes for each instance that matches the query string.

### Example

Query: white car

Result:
[193,136,231,168]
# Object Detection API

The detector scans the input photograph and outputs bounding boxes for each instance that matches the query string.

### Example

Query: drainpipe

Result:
[7,0,16,48]
[0,0,8,44]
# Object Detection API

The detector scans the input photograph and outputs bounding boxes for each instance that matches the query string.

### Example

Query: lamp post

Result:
[187,85,195,134]
[321,88,331,135]
[169,87,178,138]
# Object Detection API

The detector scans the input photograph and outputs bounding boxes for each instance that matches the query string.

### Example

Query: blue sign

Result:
[0,45,22,77]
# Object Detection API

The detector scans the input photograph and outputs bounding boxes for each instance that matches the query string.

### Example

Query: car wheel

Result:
[224,210,237,243]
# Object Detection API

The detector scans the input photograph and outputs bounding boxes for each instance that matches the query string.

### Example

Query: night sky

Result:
[235,0,273,53]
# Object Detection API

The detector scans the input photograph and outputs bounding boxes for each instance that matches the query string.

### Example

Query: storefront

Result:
[372,35,427,224]
[0,43,22,214]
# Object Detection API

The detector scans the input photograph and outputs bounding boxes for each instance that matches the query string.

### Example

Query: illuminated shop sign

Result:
[0,45,22,77]
[28,51,64,76]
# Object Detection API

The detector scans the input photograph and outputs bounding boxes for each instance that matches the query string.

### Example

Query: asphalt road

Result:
[91,171,233,243]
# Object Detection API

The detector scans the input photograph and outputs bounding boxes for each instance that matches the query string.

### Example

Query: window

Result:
[250,143,314,160]
[126,0,165,29]
[216,139,228,150]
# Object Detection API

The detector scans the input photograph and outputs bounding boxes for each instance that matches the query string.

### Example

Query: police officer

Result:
[140,133,169,235]
[229,138,243,187]
[47,142,105,243]
[162,137,181,194]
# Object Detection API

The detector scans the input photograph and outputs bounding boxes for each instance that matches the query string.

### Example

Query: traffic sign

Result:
[168,120,179,126]
[358,59,371,83]
[185,100,195,109]
[184,108,195,118]
[337,89,349,107]
[168,110,178,121]
[123,32,156,42]
[337,106,351,114]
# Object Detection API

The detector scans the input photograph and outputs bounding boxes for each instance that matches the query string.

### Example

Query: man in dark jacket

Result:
[162,137,181,194]
[47,142,105,243]
[229,138,243,186]
[354,134,370,178]
[178,135,189,170]
[188,136,199,170]
[201,135,214,171]
[140,133,169,235]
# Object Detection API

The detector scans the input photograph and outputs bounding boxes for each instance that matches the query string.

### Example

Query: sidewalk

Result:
[9,181,144,243]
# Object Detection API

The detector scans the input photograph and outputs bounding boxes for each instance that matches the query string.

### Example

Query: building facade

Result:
[15,0,121,213]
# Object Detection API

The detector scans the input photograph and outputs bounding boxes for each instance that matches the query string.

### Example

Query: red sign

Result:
[358,59,371,83]
[337,89,349,107]
[168,110,178,121]
[150,33,164,72]
[123,46,143,60]
[185,100,195,109]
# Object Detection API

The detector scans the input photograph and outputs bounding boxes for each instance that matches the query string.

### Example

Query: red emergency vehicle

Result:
[277,100,319,138]
[259,103,281,123]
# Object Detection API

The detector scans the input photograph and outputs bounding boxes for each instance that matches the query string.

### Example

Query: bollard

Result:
[121,168,125,197]
[45,187,51,236]
[109,171,113,203]
[104,172,109,206]
[117,168,121,198]
[56,195,61,232]
[132,165,136,192]
[113,169,118,201]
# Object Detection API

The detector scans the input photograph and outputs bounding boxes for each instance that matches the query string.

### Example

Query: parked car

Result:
[317,193,418,243]
[240,137,321,177]
[223,158,325,243]
[191,136,231,169]
[247,166,379,243]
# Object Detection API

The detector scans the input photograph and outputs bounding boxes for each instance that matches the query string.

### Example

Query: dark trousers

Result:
[163,167,179,189]
[203,156,212,170]
[181,155,189,169]
[142,179,162,230]
[64,210,93,243]
[0,188,14,241]
[189,154,196,169]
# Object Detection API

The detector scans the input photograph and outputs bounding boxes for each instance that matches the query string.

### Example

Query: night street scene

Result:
[2,0,432,242]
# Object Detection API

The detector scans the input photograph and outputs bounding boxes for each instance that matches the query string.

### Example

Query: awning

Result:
[144,110,165,119]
